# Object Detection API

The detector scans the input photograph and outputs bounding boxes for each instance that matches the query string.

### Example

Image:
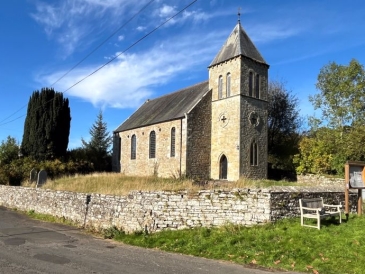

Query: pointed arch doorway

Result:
[219,155,228,180]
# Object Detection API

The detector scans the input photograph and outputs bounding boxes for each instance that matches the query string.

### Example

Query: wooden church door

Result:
[219,155,227,180]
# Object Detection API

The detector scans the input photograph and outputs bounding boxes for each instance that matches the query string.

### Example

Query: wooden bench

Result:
[299,198,342,229]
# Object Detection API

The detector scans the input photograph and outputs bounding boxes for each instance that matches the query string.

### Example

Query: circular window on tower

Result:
[248,111,260,127]
[218,112,229,128]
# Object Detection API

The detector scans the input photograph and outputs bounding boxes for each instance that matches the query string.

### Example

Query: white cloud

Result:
[136,26,146,32]
[249,23,301,44]
[37,31,220,109]
[118,35,124,41]
[30,0,146,56]
[159,4,176,18]
[31,3,63,35]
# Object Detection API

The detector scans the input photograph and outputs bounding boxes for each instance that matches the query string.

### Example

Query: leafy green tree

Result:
[268,80,302,171]
[0,136,19,165]
[294,128,343,175]
[81,110,112,171]
[21,88,71,160]
[310,59,365,129]
[295,59,365,175]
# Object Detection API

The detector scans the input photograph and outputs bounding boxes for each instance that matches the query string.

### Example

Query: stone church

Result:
[112,19,269,181]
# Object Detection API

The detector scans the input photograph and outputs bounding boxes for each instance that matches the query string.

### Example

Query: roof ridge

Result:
[145,80,209,102]
[114,81,210,132]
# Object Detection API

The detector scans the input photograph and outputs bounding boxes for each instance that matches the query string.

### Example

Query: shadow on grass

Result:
[302,216,345,229]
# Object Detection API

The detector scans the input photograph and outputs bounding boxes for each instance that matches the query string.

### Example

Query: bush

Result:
[0,157,95,185]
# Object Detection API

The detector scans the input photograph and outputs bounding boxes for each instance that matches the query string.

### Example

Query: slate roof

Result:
[209,22,267,67]
[115,81,209,132]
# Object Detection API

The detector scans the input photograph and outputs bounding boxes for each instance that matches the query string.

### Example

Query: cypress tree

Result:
[21,88,71,160]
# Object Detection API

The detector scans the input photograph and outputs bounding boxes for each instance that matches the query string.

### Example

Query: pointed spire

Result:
[209,16,268,67]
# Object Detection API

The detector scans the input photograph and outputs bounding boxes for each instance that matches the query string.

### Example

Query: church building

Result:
[112,18,269,181]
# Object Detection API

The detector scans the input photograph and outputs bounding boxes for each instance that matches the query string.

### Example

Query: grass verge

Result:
[26,209,77,227]
[108,215,364,274]
[23,208,365,274]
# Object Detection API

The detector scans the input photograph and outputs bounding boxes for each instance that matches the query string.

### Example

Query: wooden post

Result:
[345,162,349,215]
[358,189,362,215]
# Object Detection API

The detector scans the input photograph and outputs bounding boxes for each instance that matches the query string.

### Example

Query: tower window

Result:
[249,71,253,97]
[250,140,258,166]
[226,73,231,97]
[255,74,260,98]
[149,131,156,159]
[131,134,136,160]
[170,127,176,157]
[218,75,223,99]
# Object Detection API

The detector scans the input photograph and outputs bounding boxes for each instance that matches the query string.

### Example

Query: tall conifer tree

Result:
[81,110,112,171]
[21,88,71,160]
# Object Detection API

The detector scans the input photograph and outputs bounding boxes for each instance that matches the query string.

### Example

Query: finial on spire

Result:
[238,7,241,23]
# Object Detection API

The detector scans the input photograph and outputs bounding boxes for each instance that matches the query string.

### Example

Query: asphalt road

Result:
[0,206,297,274]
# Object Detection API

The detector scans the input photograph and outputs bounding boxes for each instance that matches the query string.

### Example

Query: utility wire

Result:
[0,0,198,127]
[0,0,156,126]
[50,0,156,88]
[62,0,198,94]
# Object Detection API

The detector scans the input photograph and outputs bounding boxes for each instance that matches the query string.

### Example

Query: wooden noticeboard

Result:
[345,161,365,215]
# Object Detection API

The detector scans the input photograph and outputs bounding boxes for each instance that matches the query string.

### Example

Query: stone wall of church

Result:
[117,119,187,178]
[240,98,268,179]
[209,57,243,181]
[186,90,212,179]
[239,57,269,179]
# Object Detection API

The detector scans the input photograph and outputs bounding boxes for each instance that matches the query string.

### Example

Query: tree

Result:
[295,59,365,176]
[0,136,19,165]
[293,128,343,175]
[268,80,302,171]
[21,88,71,160]
[310,59,365,129]
[81,110,112,171]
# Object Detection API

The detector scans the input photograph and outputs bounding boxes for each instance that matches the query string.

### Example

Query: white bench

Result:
[299,198,342,230]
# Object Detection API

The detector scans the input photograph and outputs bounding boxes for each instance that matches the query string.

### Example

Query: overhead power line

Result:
[62,0,198,94]
[50,0,156,88]
[0,0,198,128]
[0,0,156,126]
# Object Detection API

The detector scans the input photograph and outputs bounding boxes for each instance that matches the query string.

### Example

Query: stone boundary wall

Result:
[296,174,345,185]
[0,185,358,233]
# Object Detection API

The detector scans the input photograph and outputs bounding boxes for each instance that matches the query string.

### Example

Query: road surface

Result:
[0,206,297,274]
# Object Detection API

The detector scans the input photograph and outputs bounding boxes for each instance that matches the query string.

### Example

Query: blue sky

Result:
[1,0,365,149]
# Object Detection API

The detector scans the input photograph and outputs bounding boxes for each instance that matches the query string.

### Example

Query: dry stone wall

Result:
[0,185,357,233]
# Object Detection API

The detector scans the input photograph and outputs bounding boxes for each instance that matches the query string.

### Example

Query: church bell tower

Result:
[209,18,269,181]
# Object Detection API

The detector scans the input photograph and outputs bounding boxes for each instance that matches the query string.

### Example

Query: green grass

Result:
[22,207,365,273]
[26,209,77,227]
[108,216,365,274]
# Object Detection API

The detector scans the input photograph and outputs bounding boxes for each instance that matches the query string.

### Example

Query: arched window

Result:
[219,154,228,180]
[131,134,136,160]
[226,73,231,97]
[218,75,223,99]
[149,131,156,159]
[250,140,258,166]
[255,74,260,98]
[248,71,253,97]
[170,127,176,157]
